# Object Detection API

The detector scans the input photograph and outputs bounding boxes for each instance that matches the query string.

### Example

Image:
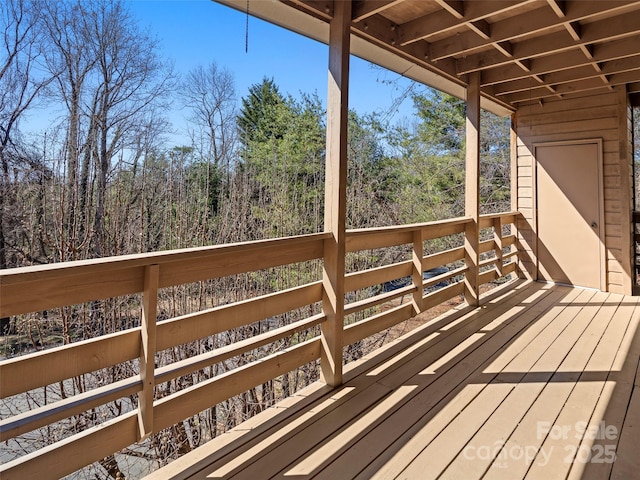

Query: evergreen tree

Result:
[237,77,286,146]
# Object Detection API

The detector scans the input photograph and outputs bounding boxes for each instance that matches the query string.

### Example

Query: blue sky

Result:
[128,0,417,126]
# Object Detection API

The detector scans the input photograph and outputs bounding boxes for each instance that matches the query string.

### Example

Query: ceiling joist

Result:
[229,0,640,110]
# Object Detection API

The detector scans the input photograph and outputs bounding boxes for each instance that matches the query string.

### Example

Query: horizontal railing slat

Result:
[423,281,465,310]
[0,329,141,399]
[0,377,142,441]
[153,339,321,432]
[157,238,324,289]
[344,261,412,293]
[344,284,417,317]
[503,234,516,247]
[0,233,331,286]
[479,239,496,254]
[0,411,139,480]
[422,246,464,271]
[155,314,325,385]
[423,266,468,289]
[479,257,499,268]
[156,281,322,351]
[479,267,499,285]
[343,303,413,346]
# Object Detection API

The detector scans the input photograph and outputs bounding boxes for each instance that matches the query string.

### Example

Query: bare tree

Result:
[0,0,49,270]
[82,0,174,256]
[181,62,237,168]
[40,0,174,259]
[40,0,99,261]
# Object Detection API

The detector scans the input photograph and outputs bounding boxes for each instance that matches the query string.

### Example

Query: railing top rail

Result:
[478,211,519,221]
[345,212,518,238]
[346,216,472,237]
[0,232,331,286]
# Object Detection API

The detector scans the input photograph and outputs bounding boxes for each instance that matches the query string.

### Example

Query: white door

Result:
[535,141,604,290]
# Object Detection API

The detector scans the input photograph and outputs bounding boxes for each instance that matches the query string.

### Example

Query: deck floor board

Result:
[144,281,640,480]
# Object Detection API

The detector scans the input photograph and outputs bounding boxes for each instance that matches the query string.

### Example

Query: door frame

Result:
[532,139,606,291]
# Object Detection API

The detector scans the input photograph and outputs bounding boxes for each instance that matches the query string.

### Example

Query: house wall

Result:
[515,87,634,295]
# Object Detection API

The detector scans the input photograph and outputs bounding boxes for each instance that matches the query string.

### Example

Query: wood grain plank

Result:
[395,289,601,480]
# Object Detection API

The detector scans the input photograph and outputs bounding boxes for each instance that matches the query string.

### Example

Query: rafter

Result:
[397,1,530,47]
[491,54,640,96]
[469,19,491,40]
[455,8,640,76]
[352,12,462,86]
[429,1,630,61]
[546,0,566,18]
[503,69,640,103]
[281,0,333,20]
[352,0,405,23]
[245,0,640,109]
[433,0,464,19]
[468,34,640,84]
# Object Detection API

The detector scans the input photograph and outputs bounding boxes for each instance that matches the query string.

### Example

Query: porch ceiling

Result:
[215,0,640,115]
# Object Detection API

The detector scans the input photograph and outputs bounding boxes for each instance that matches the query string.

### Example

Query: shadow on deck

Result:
[146,280,640,480]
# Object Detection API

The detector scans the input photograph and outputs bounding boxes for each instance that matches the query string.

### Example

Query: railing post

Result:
[510,113,524,279]
[494,217,503,278]
[412,229,424,315]
[464,71,481,306]
[138,264,158,440]
[321,0,351,387]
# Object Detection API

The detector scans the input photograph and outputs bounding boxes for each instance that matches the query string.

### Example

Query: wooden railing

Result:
[0,213,518,479]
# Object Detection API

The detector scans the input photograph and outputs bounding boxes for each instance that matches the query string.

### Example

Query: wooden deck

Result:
[145,280,640,480]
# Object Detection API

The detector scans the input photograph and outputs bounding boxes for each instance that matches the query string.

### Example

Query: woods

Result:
[0,0,514,477]
[0,0,511,273]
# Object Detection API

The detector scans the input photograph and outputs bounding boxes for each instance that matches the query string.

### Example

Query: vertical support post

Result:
[510,113,524,279]
[464,71,481,307]
[412,229,424,315]
[138,264,158,440]
[321,0,351,387]
[493,217,503,278]
[616,85,634,294]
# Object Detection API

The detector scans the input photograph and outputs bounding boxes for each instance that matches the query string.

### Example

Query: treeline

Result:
[0,0,510,272]
[0,0,511,477]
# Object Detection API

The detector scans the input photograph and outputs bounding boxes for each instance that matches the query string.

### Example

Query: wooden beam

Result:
[321,0,351,387]
[351,12,461,84]
[546,0,566,18]
[0,412,138,480]
[398,0,529,46]
[428,1,630,61]
[510,114,522,279]
[284,0,333,20]
[469,19,491,40]
[433,0,464,19]
[352,0,404,22]
[464,72,481,307]
[492,56,640,96]
[504,70,640,103]
[616,85,634,295]
[456,9,640,75]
